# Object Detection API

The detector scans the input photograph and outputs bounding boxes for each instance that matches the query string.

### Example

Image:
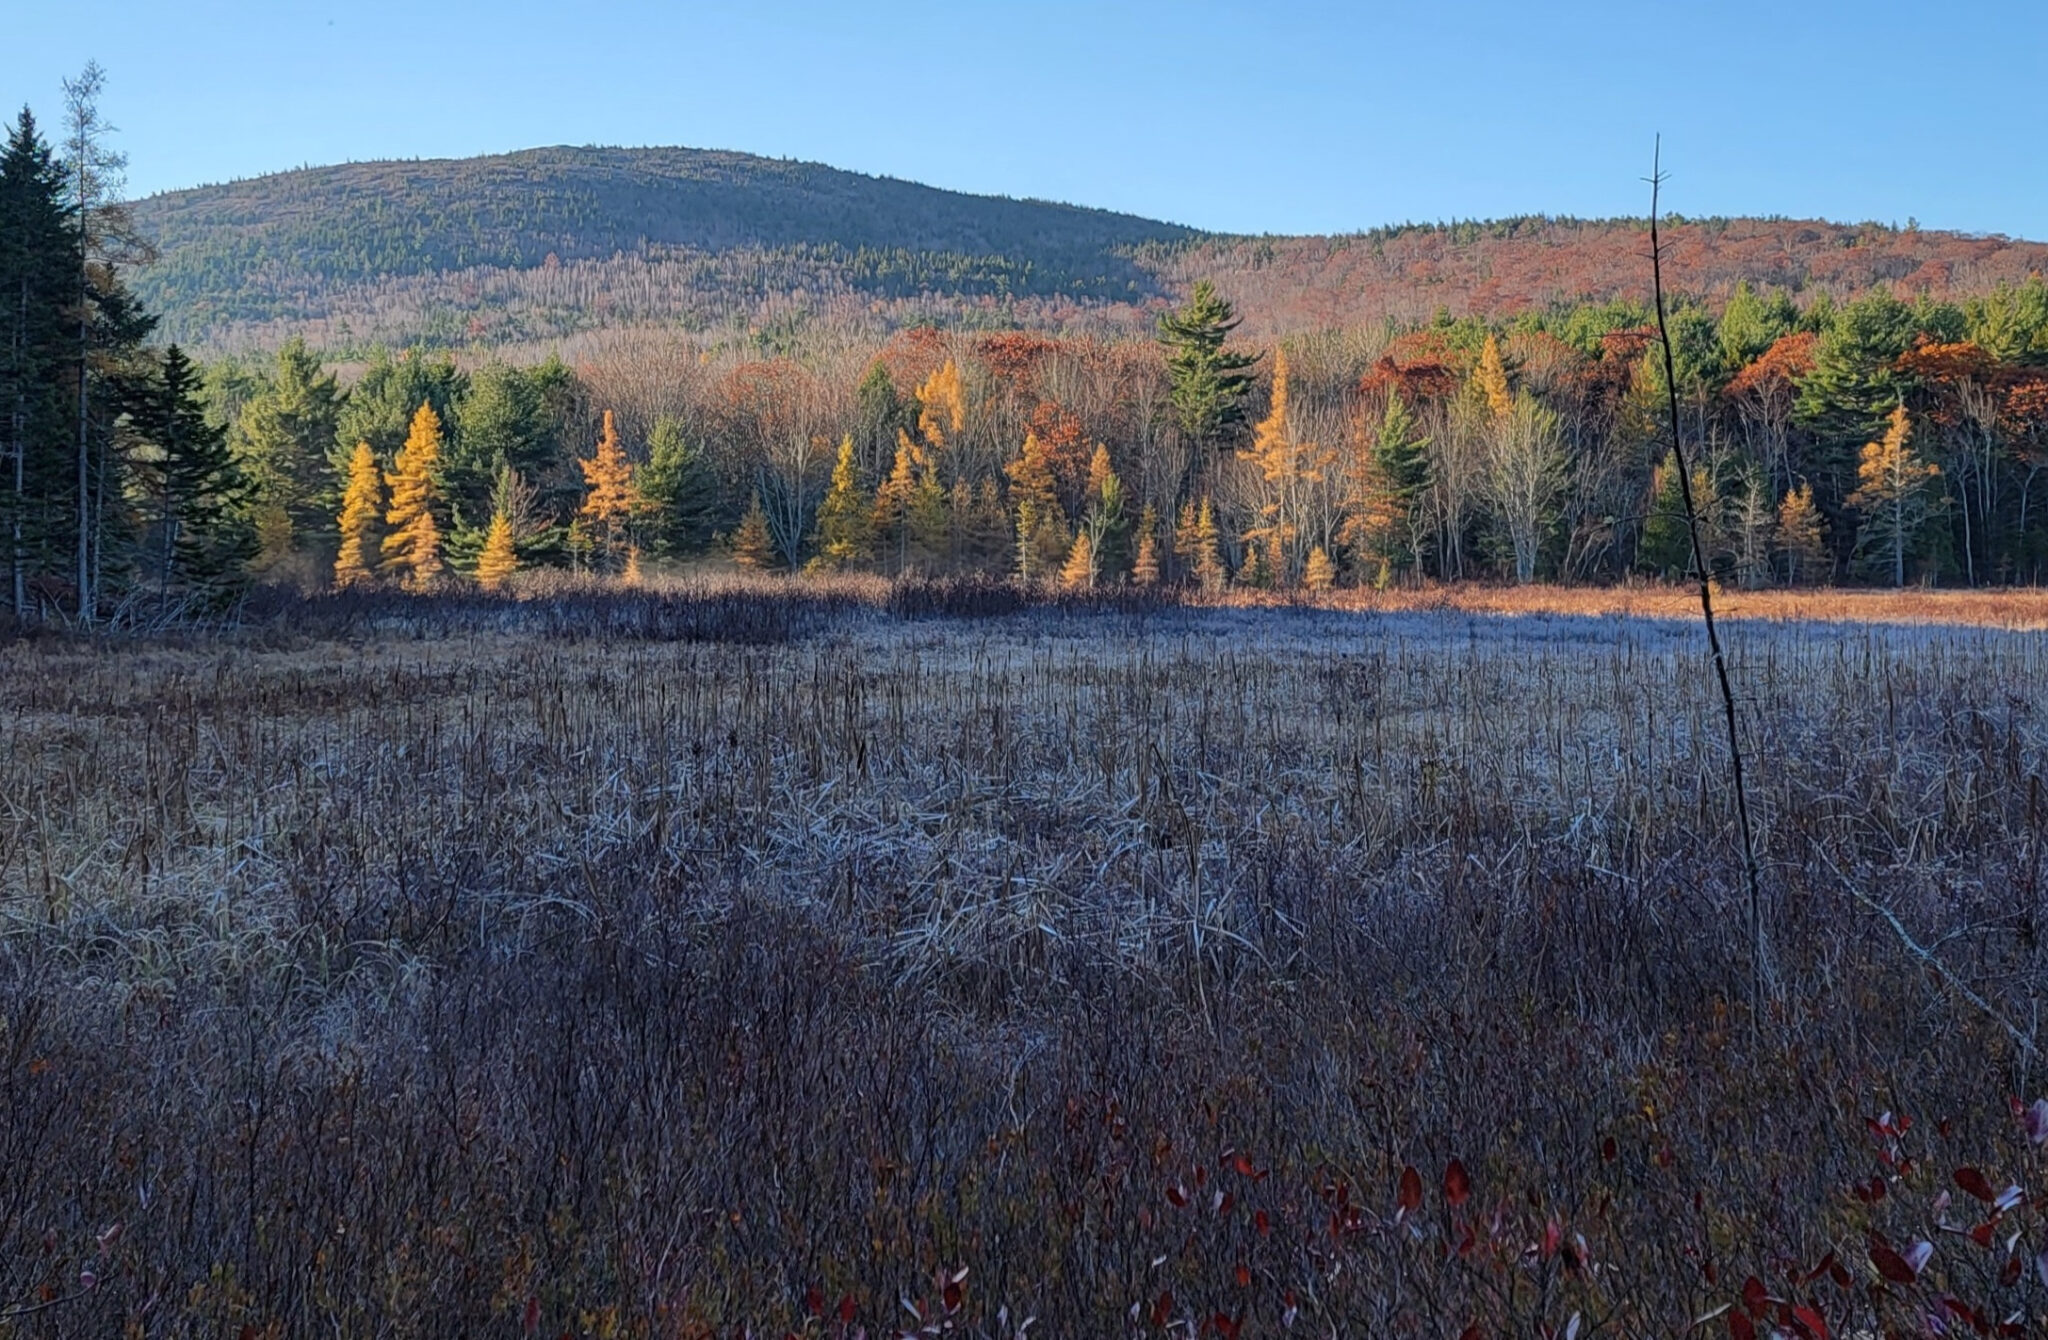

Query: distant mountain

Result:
[127,145,2048,355]
[127,145,1200,350]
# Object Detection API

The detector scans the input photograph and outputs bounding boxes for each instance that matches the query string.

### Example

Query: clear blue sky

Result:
[5,0,2044,239]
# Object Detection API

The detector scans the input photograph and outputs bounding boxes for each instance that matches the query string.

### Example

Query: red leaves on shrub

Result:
[1788,1303,1830,1340]
[1233,1262,1251,1288]
[1396,1165,1423,1214]
[1851,1177,1887,1203]
[1869,1239,1917,1284]
[1149,1291,1173,1328]
[1954,1166,1995,1202]
[1727,1311,1757,1340]
[1165,1182,1189,1208]
[1211,1310,1242,1339]
[1740,1275,1769,1316]
[1253,1209,1270,1236]
[1444,1159,1471,1206]
[805,1287,824,1316]
[838,1294,857,1324]
[1600,1136,1618,1163]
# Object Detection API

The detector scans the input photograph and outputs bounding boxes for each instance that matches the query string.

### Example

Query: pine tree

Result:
[1344,389,1432,583]
[1058,530,1096,589]
[1131,505,1161,586]
[578,409,641,572]
[1158,280,1259,457]
[234,338,341,561]
[1302,545,1336,593]
[474,510,518,591]
[1,108,80,620]
[129,344,253,602]
[730,493,777,571]
[381,403,446,590]
[854,361,907,480]
[809,434,873,570]
[638,416,719,558]
[1847,404,1942,586]
[1638,451,1717,578]
[1776,481,1829,585]
[333,441,383,589]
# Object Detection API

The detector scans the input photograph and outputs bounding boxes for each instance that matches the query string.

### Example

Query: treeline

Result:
[192,277,2048,596]
[2,78,252,622]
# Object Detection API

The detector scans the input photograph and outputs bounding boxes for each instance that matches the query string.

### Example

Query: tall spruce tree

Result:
[0,108,78,619]
[127,344,253,603]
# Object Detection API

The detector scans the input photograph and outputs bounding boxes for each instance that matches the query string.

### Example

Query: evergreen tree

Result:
[853,361,908,481]
[637,416,719,558]
[335,347,467,473]
[234,338,341,562]
[1638,451,1716,578]
[128,344,253,602]
[382,403,446,590]
[0,108,78,619]
[1344,390,1432,583]
[333,441,383,589]
[808,434,873,570]
[1158,280,1258,458]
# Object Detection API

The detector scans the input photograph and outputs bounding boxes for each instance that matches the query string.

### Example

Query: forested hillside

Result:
[127,145,2048,356]
[128,146,1197,348]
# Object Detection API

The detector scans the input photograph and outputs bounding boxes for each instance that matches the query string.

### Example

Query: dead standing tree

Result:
[1647,142,1768,1003]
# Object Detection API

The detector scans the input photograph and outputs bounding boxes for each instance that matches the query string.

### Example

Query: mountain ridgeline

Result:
[129,146,1200,344]
[126,144,2048,355]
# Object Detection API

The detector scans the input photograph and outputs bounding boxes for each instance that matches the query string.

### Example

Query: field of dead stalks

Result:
[3,587,2046,1337]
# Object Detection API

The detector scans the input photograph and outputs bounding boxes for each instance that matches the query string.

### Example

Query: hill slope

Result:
[128,146,2048,354]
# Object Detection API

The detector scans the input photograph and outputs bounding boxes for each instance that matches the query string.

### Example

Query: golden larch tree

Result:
[1303,545,1336,592]
[578,409,643,572]
[915,358,966,454]
[809,434,874,570]
[1059,530,1096,589]
[1474,335,1513,419]
[381,404,446,590]
[1776,482,1829,585]
[333,440,384,589]
[474,511,519,592]
[1847,404,1941,586]
[1131,504,1160,586]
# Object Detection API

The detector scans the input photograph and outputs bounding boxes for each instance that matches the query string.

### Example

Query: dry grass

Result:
[2,590,2045,1337]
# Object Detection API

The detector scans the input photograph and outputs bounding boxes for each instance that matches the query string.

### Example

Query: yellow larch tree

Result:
[1776,481,1829,585]
[474,511,519,592]
[381,404,446,590]
[1847,404,1941,586]
[915,358,966,455]
[1131,504,1160,585]
[1005,430,1066,580]
[1237,347,1334,586]
[578,409,643,573]
[333,440,384,589]
[1474,335,1513,419]
[1303,545,1336,592]
[1059,530,1096,589]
